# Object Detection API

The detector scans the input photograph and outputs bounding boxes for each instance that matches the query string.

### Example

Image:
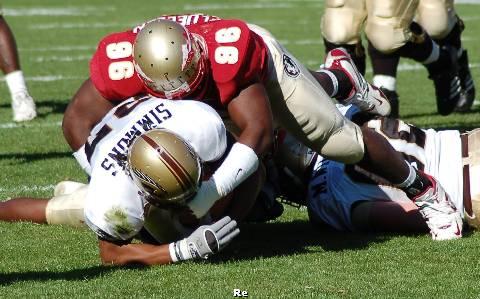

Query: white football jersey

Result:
[83,96,227,241]
[307,105,464,231]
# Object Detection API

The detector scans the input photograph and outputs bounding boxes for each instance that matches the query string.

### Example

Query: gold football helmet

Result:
[133,19,207,99]
[127,129,202,207]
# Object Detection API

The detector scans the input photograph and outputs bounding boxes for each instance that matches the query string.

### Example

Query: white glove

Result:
[169,216,240,262]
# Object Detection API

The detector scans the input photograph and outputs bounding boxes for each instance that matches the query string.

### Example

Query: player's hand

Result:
[172,216,240,260]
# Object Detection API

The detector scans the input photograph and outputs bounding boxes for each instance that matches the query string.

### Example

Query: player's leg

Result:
[365,0,461,116]
[0,182,87,226]
[351,200,428,232]
[0,198,48,223]
[302,55,462,239]
[0,13,36,121]
[417,0,475,112]
[321,0,368,74]
[368,42,401,117]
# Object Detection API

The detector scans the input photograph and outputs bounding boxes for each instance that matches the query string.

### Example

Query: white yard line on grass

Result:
[0,121,61,129]
[0,184,55,193]
[184,3,294,10]
[4,6,115,17]
[30,22,124,30]
[20,45,94,52]
[0,75,83,82]
[33,55,91,63]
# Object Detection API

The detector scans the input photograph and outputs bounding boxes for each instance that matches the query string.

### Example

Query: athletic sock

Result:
[5,70,28,96]
[395,163,432,198]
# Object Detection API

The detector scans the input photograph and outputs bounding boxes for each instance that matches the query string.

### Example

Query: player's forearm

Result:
[99,240,172,266]
[228,82,274,155]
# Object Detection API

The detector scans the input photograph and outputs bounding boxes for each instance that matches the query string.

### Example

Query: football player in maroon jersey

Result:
[62,14,460,239]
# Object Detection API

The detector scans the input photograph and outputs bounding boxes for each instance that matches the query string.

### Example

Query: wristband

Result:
[212,142,259,197]
[169,239,195,263]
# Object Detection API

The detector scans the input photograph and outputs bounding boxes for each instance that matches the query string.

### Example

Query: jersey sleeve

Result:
[84,168,145,241]
[90,31,146,101]
[201,20,268,105]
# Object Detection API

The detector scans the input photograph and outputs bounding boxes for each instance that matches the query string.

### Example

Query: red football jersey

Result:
[90,14,268,106]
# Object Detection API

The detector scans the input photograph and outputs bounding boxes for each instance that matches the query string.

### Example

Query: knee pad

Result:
[365,0,419,53]
[320,120,365,164]
[321,0,366,45]
[45,185,88,227]
[416,0,455,39]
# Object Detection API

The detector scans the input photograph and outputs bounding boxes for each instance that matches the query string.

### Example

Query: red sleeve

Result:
[195,20,268,105]
[89,31,146,101]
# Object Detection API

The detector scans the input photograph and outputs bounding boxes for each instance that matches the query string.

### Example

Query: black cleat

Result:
[380,87,399,118]
[426,46,462,115]
[455,50,476,112]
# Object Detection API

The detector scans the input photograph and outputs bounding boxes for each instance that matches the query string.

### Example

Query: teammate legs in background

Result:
[0,15,36,122]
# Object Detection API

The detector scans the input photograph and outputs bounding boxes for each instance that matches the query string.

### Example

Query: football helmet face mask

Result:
[127,129,202,208]
[133,19,208,99]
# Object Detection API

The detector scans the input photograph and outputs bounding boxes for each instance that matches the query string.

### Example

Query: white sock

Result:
[395,162,416,189]
[317,70,339,97]
[5,70,28,97]
[372,75,396,91]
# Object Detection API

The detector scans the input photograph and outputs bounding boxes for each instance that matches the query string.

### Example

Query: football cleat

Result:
[379,87,399,118]
[12,91,36,122]
[324,48,391,116]
[413,174,463,241]
[426,46,461,116]
[455,50,476,112]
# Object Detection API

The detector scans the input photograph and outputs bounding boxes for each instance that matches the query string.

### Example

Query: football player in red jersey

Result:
[63,14,460,240]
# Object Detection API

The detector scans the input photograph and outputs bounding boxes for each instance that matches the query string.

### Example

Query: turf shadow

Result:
[211,220,412,263]
[0,151,72,164]
[0,99,68,118]
[401,105,480,119]
[0,265,124,286]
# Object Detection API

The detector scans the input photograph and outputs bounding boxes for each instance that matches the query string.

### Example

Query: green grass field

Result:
[1,0,480,297]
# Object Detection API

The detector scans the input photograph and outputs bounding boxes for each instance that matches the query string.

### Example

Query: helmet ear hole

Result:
[127,129,202,207]
[133,19,207,99]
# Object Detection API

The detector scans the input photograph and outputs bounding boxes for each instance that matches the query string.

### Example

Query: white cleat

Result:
[324,48,391,116]
[54,181,87,197]
[413,174,463,241]
[12,91,37,122]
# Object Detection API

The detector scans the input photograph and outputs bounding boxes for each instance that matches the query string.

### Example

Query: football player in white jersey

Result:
[276,105,478,238]
[0,95,263,265]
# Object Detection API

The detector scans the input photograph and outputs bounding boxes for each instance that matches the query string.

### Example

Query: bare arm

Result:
[98,216,239,266]
[227,82,274,156]
[62,78,114,151]
[98,239,172,266]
